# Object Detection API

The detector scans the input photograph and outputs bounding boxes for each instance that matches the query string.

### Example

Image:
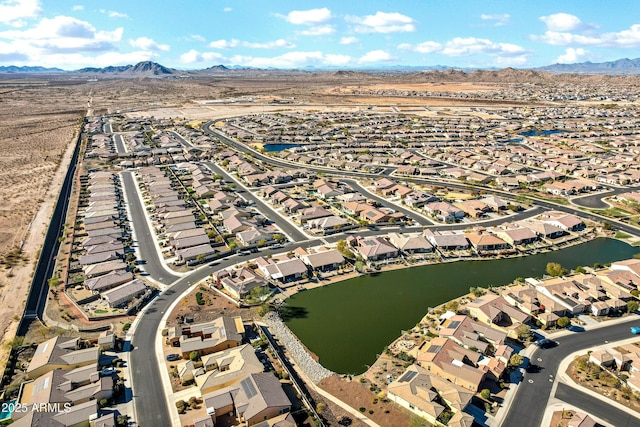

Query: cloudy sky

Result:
[1,0,639,70]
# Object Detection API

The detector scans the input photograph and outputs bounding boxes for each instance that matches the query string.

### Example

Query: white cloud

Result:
[243,39,295,49]
[108,11,128,19]
[348,11,416,33]
[405,41,442,54]
[223,7,232,13]
[299,25,334,36]
[324,53,352,66]
[284,8,331,25]
[534,24,640,48]
[359,49,393,63]
[179,49,226,64]
[209,39,239,49]
[0,0,42,25]
[0,16,123,54]
[187,34,205,42]
[441,37,528,57]
[100,9,128,19]
[340,36,358,45]
[209,38,295,49]
[399,37,531,65]
[539,13,587,32]
[555,47,589,63]
[129,37,169,52]
[72,5,83,12]
[480,13,510,26]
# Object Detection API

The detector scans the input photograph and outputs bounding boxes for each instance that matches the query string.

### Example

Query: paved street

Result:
[114,133,127,154]
[203,161,309,242]
[343,178,434,226]
[502,317,640,427]
[120,171,180,283]
[122,124,640,426]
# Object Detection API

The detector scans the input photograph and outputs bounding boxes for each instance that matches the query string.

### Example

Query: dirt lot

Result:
[318,375,412,427]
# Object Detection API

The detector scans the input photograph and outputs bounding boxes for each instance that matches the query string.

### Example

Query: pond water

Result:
[263,143,305,152]
[283,238,638,374]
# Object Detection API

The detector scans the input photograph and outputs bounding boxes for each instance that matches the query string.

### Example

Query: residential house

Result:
[171,316,245,358]
[387,233,434,255]
[465,231,510,253]
[202,373,291,426]
[388,365,475,427]
[423,230,470,251]
[296,248,345,272]
[466,294,531,339]
[26,337,100,379]
[356,237,399,261]
[540,211,585,232]
[196,344,264,395]
[416,337,486,391]
[493,224,539,246]
[439,315,506,355]
[101,279,149,308]
[258,257,308,283]
[213,267,268,300]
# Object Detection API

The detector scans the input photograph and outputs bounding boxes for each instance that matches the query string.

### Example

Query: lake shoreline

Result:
[281,235,639,374]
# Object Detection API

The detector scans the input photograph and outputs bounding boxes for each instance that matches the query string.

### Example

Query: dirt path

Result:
[0,126,79,372]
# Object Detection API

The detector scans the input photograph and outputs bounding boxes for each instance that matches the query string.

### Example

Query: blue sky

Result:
[0,0,639,70]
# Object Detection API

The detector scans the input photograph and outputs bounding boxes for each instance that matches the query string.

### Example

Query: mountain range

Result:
[3,57,640,76]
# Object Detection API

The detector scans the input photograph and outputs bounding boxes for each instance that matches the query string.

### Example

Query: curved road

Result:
[503,318,640,427]
[125,122,640,426]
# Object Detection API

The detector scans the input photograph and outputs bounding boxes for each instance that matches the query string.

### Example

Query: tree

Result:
[480,389,491,400]
[628,300,639,313]
[574,266,587,274]
[515,324,533,342]
[509,353,524,368]
[316,402,326,414]
[189,351,199,361]
[546,262,567,277]
[257,239,267,246]
[337,239,356,259]
[557,317,570,328]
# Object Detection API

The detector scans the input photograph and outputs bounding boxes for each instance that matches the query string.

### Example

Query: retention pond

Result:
[283,238,638,374]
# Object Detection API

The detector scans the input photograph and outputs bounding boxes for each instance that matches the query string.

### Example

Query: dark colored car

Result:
[166,354,180,361]
[536,338,558,349]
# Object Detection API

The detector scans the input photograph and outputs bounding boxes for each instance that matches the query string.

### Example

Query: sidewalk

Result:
[120,170,189,290]
[490,314,640,427]
[552,336,640,423]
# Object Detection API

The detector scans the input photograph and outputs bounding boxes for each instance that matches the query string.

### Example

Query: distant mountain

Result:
[76,61,175,76]
[6,57,640,77]
[536,58,640,75]
[0,65,64,73]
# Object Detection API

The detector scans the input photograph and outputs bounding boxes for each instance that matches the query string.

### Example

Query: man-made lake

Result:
[283,238,638,374]
[263,143,305,152]
[520,129,566,137]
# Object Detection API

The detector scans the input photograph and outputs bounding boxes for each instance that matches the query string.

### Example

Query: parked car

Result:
[535,338,558,349]
[166,354,180,362]
[100,367,117,376]
[630,327,640,335]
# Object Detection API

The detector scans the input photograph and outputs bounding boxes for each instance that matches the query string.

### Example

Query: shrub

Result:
[195,292,205,305]
[557,317,570,328]
[359,407,366,413]
[480,389,491,400]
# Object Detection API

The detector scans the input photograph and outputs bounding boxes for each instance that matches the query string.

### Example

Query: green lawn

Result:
[615,231,632,239]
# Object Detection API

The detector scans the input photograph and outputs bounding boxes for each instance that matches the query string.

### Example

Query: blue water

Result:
[263,143,305,152]
[0,400,15,421]
[520,129,566,137]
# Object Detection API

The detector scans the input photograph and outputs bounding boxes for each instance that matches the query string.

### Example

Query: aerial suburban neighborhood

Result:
[4,3,640,427]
